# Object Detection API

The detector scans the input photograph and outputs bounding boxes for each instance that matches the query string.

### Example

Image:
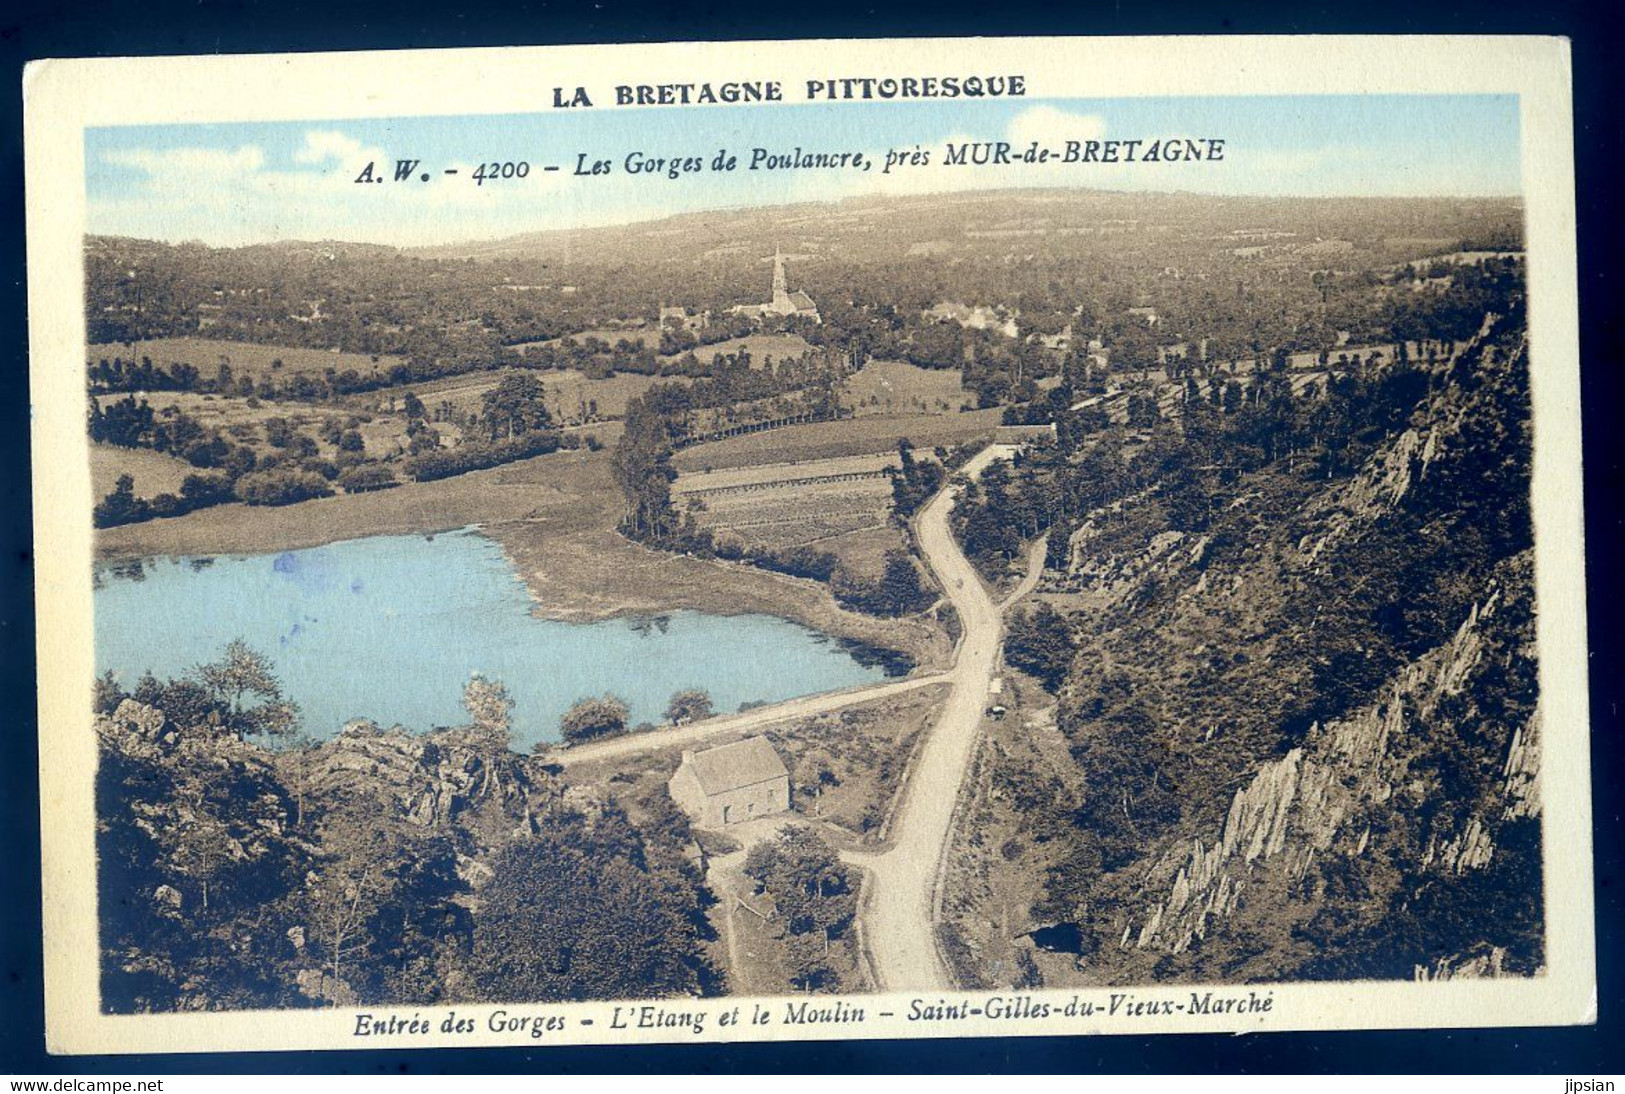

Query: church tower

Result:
[770,246,792,313]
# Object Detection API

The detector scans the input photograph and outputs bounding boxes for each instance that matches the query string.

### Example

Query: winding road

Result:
[844,444,1025,991]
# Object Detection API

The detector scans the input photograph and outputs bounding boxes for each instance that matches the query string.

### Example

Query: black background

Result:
[1,0,1620,1074]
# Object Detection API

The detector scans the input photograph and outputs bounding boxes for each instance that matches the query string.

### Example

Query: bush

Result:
[182,435,232,468]
[337,464,399,493]
[559,694,631,745]
[92,475,149,528]
[180,472,234,508]
[234,468,334,507]
[665,689,714,725]
[405,429,561,482]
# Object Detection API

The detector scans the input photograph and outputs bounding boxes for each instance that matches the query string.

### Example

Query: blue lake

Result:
[93,529,896,749]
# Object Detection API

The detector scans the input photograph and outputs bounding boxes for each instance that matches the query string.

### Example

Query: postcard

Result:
[24,34,1593,1054]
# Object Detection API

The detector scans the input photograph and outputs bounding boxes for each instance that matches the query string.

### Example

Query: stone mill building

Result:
[667,735,790,828]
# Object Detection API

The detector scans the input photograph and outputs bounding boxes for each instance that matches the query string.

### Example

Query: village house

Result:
[667,736,791,828]
[659,304,710,332]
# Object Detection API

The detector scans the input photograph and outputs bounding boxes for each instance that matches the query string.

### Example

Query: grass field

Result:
[690,333,815,366]
[842,359,973,416]
[89,337,403,380]
[674,408,1002,472]
[90,443,197,499]
[93,390,426,462]
[362,367,674,427]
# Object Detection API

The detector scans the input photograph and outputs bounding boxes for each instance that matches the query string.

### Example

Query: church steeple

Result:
[771,245,790,310]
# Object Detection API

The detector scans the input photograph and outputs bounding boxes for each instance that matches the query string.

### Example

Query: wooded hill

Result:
[93,668,719,1012]
[964,286,1541,983]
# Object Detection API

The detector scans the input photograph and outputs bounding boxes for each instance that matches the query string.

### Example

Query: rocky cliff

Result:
[1006,309,1545,988]
[1120,565,1539,978]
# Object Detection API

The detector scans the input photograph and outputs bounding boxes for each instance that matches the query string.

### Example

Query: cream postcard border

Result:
[24,34,1593,1055]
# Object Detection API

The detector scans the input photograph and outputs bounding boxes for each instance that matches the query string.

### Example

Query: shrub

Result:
[559,694,631,745]
[337,464,399,493]
[233,468,334,507]
[405,430,561,482]
[92,475,149,528]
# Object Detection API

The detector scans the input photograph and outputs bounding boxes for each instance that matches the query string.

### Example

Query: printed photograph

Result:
[80,90,1545,1017]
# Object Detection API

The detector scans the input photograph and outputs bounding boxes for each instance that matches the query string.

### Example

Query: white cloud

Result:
[1006,106,1107,151]
[294,129,380,166]
[104,144,266,178]
[94,133,578,247]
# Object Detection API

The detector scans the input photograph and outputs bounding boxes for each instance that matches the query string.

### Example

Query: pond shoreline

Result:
[96,448,950,673]
[94,530,907,750]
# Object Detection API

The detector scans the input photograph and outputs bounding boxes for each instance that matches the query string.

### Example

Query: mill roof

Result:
[683,736,788,795]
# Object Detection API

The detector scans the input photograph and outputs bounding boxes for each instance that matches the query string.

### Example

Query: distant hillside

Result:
[85,188,1525,370]
[408,188,1525,270]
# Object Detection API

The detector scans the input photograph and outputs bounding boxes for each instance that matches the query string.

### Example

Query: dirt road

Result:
[552,442,1031,993]
[549,672,948,767]
[844,445,1021,991]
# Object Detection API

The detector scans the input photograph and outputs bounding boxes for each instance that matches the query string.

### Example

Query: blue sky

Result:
[86,94,1521,247]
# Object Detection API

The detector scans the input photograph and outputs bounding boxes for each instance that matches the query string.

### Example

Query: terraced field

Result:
[673,408,1002,472]
[675,453,907,579]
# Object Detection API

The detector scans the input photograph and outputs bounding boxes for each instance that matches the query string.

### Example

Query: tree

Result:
[468,825,708,1002]
[401,390,427,427]
[878,550,932,615]
[1005,603,1075,692]
[664,689,713,725]
[558,694,631,744]
[93,474,150,528]
[480,373,552,440]
[890,438,945,517]
[197,639,300,741]
[1126,392,1161,429]
[180,472,234,508]
[612,394,680,542]
[742,827,857,990]
[796,749,841,816]
[463,674,514,748]
[305,840,382,1005]
[263,417,294,448]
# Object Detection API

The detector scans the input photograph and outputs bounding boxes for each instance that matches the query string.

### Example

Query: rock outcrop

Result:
[290,720,561,851]
[1123,575,1538,962]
